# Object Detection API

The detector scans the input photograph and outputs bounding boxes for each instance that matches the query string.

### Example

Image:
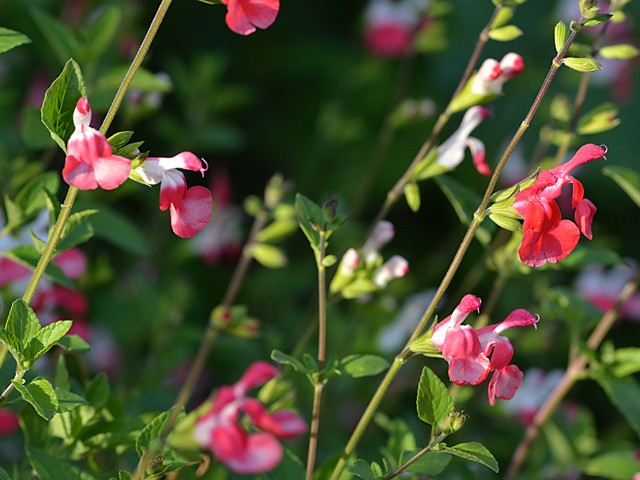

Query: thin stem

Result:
[383,432,447,480]
[330,23,582,480]
[306,231,328,480]
[362,5,500,243]
[131,203,269,480]
[505,277,638,480]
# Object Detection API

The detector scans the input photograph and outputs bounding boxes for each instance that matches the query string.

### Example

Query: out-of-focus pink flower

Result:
[0,409,19,435]
[362,221,395,263]
[432,295,538,405]
[221,0,279,36]
[191,170,243,264]
[575,263,640,320]
[63,98,131,190]
[373,255,409,287]
[437,106,492,176]
[472,53,524,96]
[135,153,213,238]
[338,248,361,277]
[501,368,564,424]
[194,361,306,474]
[513,144,607,267]
[363,0,429,58]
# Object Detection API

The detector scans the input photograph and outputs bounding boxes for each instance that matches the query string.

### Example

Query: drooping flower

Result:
[471,53,525,96]
[62,98,131,190]
[194,361,306,474]
[222,0,279,36]
[431,295,538,404]
[135,153,213,238]
[436,106,492,176]
[373,255,409,287]
[513,144,607,267]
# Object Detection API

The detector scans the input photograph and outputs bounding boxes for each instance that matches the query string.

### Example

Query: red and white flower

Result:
[471,53,525,96]
[62,98,131,190]
[363,0,422,57]
[194,361,306,474]
[513,144,607,267]
[135,153,213,238]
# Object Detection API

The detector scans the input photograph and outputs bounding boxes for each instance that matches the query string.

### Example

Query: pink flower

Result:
[364,0,417,57]
[513,144,607,267]
[373,255,409,287]
[194,361,306,474]
[432,295,538,405]
[0,409,19,435]
[362,221,395,263]
[501,368,564,423]
[436,106,492,176]
[338,248,361,277]
[575,263,640,320]
[135,153,213,238]
[471,53,524,96]
[62,98,131,190]
[222,0,279,36]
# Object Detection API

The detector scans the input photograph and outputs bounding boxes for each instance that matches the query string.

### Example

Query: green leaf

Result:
[0,329,22,364]
[25,320,72,362]
[435,176,494,246]
[250,243,288,268]
[599,43,640,60]
[562,57,602,72]
[0,27,31,54]
[593,372,640,437]
[434,442,499,473]
[0,466,11,480]
[14,172,60,221]
[348,459,382,480]
[85,374,110,409]
[54,355,71,391]
[76,201,148,256]
[416,367,454,427]
[295,193,323,251]
[57,334,91,352]
[404,182,421,212]
[55,387,88,413]
[559,245,623,269]
[41,58,87,152]
[605,348,640,377]
[554,22,569,53]
[57,209,98,252]
[488,25,523,41]
[488,212,522,232]
[5,299,41,352]
[84,6,122,61]
[1,245,73,288]
[27,447,99,480]
[582,13,613,27]
[271,350,310,374]
[135,410,172,456]
[603,166,640,208]
[340,354,389,378]
[31,9,81,65]
[97,66,172,94]
[14,377,58,420]
[584,450,640,480]
[255,219,298,243]
[341,277,379,299]
[399,450,451,475]
[577,102,620,134]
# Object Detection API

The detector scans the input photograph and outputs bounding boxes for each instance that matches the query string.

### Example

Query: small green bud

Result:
[439,408,468,435]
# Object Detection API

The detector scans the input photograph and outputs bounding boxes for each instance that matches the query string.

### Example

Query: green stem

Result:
[306,231,328,479]
[383,432,447,480]
[505,277,638,480]
[330,23,582,480]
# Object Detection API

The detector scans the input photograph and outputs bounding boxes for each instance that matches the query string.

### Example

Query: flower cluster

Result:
[363,0,430,58]
[63,98,212,238]
[513,144,607,267]
[194,361,306,474]
[431,294,539,405]
[331,221,409,298]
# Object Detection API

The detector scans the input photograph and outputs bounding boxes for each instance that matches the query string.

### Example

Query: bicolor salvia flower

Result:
[373,255,409,287]
[194,361,307,474]
[513,143,607,267]
[362,220,395,264]
[436,106,492,176]
[135,153,213,238]
[363,0,427,57]
[471,53,524,96]
[431,294,538,405]
[222,0,279,35]
[63,98,131,190]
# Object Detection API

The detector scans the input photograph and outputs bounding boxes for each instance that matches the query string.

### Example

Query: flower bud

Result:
[439,408,468,435]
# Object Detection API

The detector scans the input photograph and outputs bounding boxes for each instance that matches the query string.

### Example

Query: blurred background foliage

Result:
[1,0,640,478]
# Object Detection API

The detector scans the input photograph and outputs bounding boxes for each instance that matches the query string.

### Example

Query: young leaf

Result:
[603,166,640,208]
[340,354,389,378]
[599,44,640,60]
[434,442,499,473]
[5,299,41,352]
[41,58,87,152]
[488,25,523,42]
[0,329,22,364]
[295,193,323,251]
[57,334,91,352]
[562,57,602,72]
[85,374,110,409]
[14,172,60,221]
[554,22,569,53]
[348,459,382,480]
[250,243,288,268]
[404,182,421,212]
[136,410,171,456]
[0,27,31,54]
[271,350,310,374]
[255,219,298,243]
[55,387,88,413]
[13,377,59,420]
[416,367,454,427]
[25,320,73,363]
